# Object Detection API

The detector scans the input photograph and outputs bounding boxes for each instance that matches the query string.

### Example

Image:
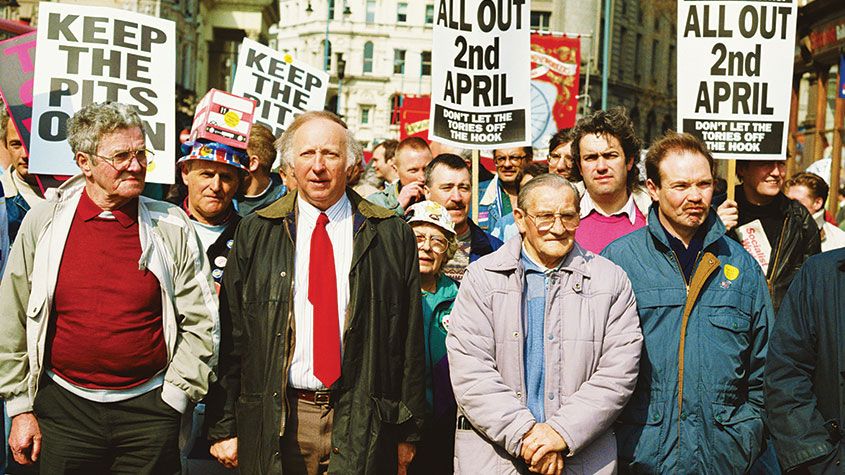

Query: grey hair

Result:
[274,111,362,171]
[66,102,144,155]
[0,102,9,146]
[517,173,580,212]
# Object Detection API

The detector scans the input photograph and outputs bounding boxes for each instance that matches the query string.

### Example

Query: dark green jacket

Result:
[765,249,845,472]
[206,189,426,474]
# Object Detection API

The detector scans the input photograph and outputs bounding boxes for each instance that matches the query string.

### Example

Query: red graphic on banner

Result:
[530,35,580,137]
[399,95,431,141]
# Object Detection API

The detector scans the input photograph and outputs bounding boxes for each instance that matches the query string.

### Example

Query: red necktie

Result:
[309,212,341,388]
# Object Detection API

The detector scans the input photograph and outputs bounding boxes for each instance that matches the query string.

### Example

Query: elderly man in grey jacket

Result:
[447,173,642,474]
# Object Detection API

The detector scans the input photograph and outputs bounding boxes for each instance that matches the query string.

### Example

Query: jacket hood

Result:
[44,174,86,203]
[480,234,592,277]
[256,187,395,220]
[645,202,726,252]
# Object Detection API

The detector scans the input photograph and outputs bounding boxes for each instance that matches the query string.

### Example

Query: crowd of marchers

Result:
[0,101,842,475]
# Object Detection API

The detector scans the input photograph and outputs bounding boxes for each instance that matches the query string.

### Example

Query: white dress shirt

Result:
[579,191,639,225]
[289,194,354,390]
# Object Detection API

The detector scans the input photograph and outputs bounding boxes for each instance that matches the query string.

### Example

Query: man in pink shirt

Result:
[570,108,651,253]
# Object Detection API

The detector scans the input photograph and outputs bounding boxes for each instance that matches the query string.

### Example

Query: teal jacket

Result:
[421,274,458,422]
[602,205,773,474]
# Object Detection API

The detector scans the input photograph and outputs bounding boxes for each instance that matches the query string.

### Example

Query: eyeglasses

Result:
[494,155,527,165]
[415,233,449,254]
[524,211,579,232]
[88,149,153,170]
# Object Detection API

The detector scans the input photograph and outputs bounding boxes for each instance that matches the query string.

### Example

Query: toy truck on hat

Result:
[190,89,257,149]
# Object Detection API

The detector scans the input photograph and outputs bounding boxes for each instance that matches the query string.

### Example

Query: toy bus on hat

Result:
[189,89,257,150]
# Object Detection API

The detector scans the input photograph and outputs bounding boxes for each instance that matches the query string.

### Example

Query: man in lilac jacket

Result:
[447,173,643,474]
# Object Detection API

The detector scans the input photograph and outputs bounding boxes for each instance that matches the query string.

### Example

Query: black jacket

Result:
[731,190,821,312]
[205,189,426,474]
[765,250,845,472]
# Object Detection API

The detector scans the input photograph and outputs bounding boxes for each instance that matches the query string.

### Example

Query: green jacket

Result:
[0,175,218,416]
[366,181,403,215]
[205,189,426,474]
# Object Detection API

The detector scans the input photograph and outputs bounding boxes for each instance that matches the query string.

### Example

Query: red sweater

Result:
[49,190,167,390]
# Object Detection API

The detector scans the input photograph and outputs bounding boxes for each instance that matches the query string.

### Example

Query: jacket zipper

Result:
[766,216,788,296]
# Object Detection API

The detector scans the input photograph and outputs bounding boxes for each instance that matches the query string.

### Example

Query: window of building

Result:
[617,27,627,81]
[389,94,403,124]
[397,2,407,22]
[421,51,431,76]
[394,49,406,74]
[634,33,642,82]
[366,0,376,23]
[328,0,335,20]
[361,106,371,125]
[650,40,659,83]
[363,41,374,73]
[530,11,551,31]
[425,4,435,24]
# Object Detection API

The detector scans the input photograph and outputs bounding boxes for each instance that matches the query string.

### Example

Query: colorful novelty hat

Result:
[178,140,249,172]
[404,200,456,237]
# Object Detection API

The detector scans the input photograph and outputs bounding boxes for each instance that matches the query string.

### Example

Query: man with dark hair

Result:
[0,102,218,473]
[716,161,820,311]
[547,128,576,181]
[370,139,399,184]
[0,105,43,243]
[423,154,501,282]
[206,111,425,474]
[367,136,433,215]
[784,172,845,252]
[602,132,772,473]
[477,146,532,236]
[237,123,286,216]
[570,107,650,253]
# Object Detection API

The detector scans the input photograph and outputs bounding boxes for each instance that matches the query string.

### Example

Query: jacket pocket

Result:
[616,401,666,471]
[370,396,413,425]
[710,402,763,472]
[454,427,511,474]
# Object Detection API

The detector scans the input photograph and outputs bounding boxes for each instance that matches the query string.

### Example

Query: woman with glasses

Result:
[404,200,459,474]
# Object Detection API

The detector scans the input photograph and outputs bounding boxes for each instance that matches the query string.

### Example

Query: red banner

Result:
[529,35,580,146]
[399,95,431,141]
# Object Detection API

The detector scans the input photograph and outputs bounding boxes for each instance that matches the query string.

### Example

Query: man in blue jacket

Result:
[765,250,845,472]
[602,132,773,473]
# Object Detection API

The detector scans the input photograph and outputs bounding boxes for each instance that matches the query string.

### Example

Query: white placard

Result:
[736,219,772,273]
[30,2,176,183]
[232,38,329,139]
[429,0,531,149]
[677,0,798,160]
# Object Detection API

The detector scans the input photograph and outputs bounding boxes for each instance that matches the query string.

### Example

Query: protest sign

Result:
[529,34,579,148]
[429,0,531,149]
[30,3,176,183]
[399,95,431,140]
[0,32,36,155]
[677,0,798,160]
[231,38,329,139]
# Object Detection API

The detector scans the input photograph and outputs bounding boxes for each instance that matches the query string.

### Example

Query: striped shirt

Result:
[289,194,353,390]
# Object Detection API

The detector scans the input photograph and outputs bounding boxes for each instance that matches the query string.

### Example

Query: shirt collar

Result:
[296,192,351,225]
[579,191,637,225]
[77,188,138,228]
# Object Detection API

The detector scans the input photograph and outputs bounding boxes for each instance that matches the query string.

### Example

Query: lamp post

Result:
[337,55,346,118]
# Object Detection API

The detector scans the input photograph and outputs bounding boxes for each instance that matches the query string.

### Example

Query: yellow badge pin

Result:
[724,264,739,281]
